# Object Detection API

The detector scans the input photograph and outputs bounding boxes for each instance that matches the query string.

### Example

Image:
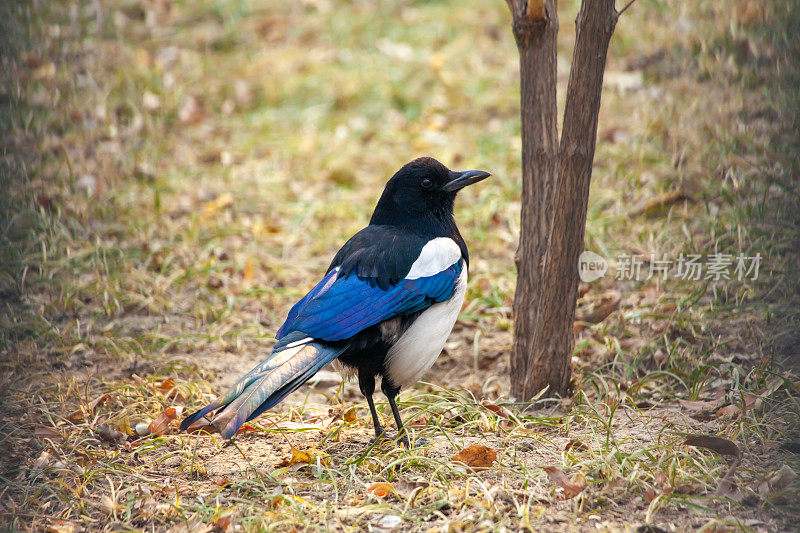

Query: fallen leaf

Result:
[33,451,51,470]
[685,435,740,457]
[366,482,394,498]
[394,480,429,499]
[451,444,497,470]
[164,406,183,418]
[575,292,620,324]
[96,424,126,444]
[212,513,234,532]
[742,393,761,412]
[148,406,183,436]
[408,416,428,429]
[212,476,231,487]
[67,393,112,422]
[716,404,740,419]
[629,190,690,218]
[757,465,797,496]
[564,439,588,452]
[236,423,258,435]
[482,401,512,419]
[156,379,175,394]
[274,445,329,467]
[542,466,587,500]
[90,393,112,411]
[655,470,672,491]
[342,406,357,423]
[35,426,61,441]
[685,435,741,499]
[44,520,84,533]
[147,415,169,434]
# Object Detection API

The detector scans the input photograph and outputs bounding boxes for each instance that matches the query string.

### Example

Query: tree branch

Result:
[617,0,638,17]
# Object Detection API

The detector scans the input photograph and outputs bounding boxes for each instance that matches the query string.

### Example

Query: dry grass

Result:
[1,0,799,531]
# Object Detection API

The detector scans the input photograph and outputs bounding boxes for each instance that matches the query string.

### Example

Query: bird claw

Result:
[369,433,427,449]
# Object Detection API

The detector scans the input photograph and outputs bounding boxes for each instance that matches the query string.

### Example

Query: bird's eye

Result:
[420,178,433,189]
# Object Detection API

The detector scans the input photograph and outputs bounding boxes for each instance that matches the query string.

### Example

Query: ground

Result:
[1,0,799,531]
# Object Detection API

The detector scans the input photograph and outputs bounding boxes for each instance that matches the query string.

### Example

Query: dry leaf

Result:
[366,482,394,498]
[274,445,328,467]
[96,423,126,444]
[757,465,797,496]
[34,451,51,470]
[44,520,84,533]
[655,470,672,491]
[451,444,497,470]
[90,393,112,411]
[482,401,512,419]
[212,513,234,532]
[685,435,740,457]
[408,416,428,429]
[716,404,740,419]
[148,406,183,435]
[575,292,620,324]
[343,406,357,423]
[629,190,690,217]
[156,378,175,394]
[35,426,61,441]
[236,423,258,435]
[685,435,742,499]
[394,480,429,500]
[68,393,112,421]
[542,466,588,500]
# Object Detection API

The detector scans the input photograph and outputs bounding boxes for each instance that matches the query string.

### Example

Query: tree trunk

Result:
[508,0,619,401]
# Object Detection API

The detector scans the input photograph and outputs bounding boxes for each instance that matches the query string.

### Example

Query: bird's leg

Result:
[381,379,411,448]
[358,371,385,441]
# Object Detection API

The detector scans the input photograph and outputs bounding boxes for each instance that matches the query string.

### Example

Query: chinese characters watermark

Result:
[579,252,761,283]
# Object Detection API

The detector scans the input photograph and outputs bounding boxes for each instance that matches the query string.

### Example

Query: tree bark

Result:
[508,0,619,401]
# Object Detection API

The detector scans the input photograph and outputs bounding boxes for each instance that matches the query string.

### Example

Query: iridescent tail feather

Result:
[180,339,346,438]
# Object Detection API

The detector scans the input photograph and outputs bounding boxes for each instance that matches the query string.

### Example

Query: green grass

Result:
[1,0,799,531]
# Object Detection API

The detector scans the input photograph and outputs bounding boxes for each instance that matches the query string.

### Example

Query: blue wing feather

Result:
[276,260,462,342]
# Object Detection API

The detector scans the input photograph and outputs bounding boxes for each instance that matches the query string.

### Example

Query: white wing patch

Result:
[284,336,313,349]
[385,262,467,387]
[405,237,461,280]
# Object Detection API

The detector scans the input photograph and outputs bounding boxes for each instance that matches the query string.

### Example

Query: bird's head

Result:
[370,157,490,229]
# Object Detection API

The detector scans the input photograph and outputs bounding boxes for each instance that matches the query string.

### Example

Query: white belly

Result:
[385,264,467,388]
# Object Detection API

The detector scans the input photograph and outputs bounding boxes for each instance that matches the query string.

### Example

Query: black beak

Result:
[443,169,491,192]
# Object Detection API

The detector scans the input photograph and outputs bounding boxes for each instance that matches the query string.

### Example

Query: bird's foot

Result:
[369,433,427,449]
[368,432,398,447]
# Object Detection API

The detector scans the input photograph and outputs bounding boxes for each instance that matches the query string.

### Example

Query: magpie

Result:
[180,157,490,445]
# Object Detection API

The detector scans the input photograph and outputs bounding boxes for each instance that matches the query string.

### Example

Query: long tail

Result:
[180,337,347,438]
